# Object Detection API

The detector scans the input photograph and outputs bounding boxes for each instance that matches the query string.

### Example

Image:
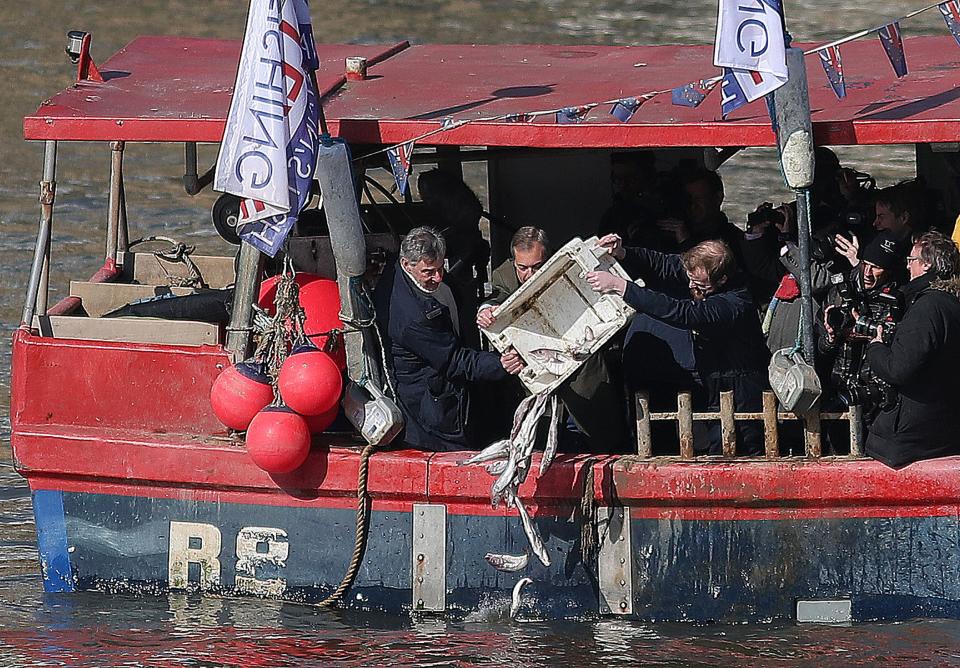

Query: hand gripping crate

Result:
[482,236,636,395]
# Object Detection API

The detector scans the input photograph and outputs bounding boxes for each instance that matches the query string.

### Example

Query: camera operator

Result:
[863,231,960,468]
[738,149,877,353]
[819,231,905,428]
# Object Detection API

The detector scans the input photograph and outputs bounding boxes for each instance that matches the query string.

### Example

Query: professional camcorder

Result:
[829,289,903,414]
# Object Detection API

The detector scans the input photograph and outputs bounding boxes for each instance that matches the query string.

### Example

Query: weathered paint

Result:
[32,490,74,592]
[22,36,960,147]
[31,489,960,622]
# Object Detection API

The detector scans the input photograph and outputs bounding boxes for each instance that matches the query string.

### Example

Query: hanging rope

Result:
[314,442,375,607]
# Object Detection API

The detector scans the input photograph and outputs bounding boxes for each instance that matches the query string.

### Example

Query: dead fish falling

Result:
[510,577,533,619]
[483,552,529,572]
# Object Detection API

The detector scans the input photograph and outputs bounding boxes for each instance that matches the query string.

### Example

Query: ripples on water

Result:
[1,1,957,665]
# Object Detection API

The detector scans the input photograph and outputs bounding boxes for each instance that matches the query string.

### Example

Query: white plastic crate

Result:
[482,236,637,394]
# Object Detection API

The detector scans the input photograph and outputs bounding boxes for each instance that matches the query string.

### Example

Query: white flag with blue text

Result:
[714,0,787,78]
[214,0,320,257]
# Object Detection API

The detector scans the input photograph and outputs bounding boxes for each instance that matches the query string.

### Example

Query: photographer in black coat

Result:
[819,231,905,422]
[864,231,960,468]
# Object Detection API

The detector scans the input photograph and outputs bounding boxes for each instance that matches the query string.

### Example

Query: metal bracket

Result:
[412,503,446,612]
[596,506,633,615]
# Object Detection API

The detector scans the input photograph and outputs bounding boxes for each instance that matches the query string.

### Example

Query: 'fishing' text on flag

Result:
[213,0,320,257]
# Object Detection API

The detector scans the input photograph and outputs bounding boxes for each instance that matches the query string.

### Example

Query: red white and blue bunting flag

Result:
[819,45,847,99]
[609,94,655,122]
[878,22,908,78]
[939,1,960,47]
[671,78,720,108]
[386,141,415,194]
[505,112,535,123]
[555,105,592,124]
[610,97,641,122]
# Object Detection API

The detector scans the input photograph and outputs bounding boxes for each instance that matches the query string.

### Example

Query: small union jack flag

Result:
[671,79,719,108]
[441,116,456,129]
[939,1,960,48]
[386,141,415,195]
[504,112,535,123]
[555,105,591,124]
[878,22,908,78]
[818,45,846,99]
[609,95,653,123]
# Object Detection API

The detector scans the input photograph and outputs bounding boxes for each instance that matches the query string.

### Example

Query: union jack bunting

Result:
[878,22,908,78]
[610,95,654,123]
[386,141,415,195]
[671,78,719,108]
[939,1,960,48]
[441,116,456,129]
[818,45,847,99]
[505,112,535,123]
[555,105,591,124]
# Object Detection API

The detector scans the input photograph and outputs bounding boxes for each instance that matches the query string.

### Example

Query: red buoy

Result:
[304,402,339,434]
[258,273,346,369]
[210,361,274,431]
[245,405,311,473]
[278,345,343,416]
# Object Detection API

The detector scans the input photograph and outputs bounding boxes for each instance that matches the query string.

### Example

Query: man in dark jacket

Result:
[374,227,524,451]
[864,231,960,468]
[588,235,769,455]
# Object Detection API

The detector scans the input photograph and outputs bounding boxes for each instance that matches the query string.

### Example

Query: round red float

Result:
[303,402,339,434]
[245,405,311,473]
[278,345,343,416]
[209,361,274,431]
[258,273,346,369]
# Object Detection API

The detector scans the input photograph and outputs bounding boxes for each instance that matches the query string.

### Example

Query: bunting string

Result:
[354,1,955,163]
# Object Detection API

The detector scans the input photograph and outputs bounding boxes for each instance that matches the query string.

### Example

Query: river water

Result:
[2,1,960,666]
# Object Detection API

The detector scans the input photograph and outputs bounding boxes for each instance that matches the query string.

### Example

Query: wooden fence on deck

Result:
[633,391,864,459]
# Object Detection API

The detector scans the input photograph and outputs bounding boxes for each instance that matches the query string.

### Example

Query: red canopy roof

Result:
[23,34,960,147]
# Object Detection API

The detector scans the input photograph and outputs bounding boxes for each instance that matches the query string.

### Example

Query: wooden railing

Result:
[633,390,863,459]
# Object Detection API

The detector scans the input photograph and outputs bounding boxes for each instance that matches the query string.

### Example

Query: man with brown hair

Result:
[589,235,769,455]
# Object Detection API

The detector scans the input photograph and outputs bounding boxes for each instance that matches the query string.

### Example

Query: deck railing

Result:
[633,391,863,459]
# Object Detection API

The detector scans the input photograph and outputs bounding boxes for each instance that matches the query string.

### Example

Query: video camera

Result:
[829,287,903,414]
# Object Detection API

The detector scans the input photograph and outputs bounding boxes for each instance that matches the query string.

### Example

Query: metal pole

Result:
[21,140,57,327]
[772,48,817,363]
[117,175,129,263]
[795,188,816,362]
[226,241,264,360]
[105,141,124,266]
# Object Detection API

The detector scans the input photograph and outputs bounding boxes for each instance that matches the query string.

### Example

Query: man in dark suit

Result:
[374,227,523,451]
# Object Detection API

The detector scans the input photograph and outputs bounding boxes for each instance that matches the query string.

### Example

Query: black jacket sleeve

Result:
[399,316,508,384]
[620,247,686,289]
[622,281,740,329]
[865,295,943,387]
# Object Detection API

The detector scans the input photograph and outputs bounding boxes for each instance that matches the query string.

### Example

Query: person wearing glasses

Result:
[589,234,769,456]
[863,230,960,468]
[476,226,628,453]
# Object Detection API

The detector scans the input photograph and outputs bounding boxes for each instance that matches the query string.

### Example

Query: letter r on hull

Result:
[168,521,222,590]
